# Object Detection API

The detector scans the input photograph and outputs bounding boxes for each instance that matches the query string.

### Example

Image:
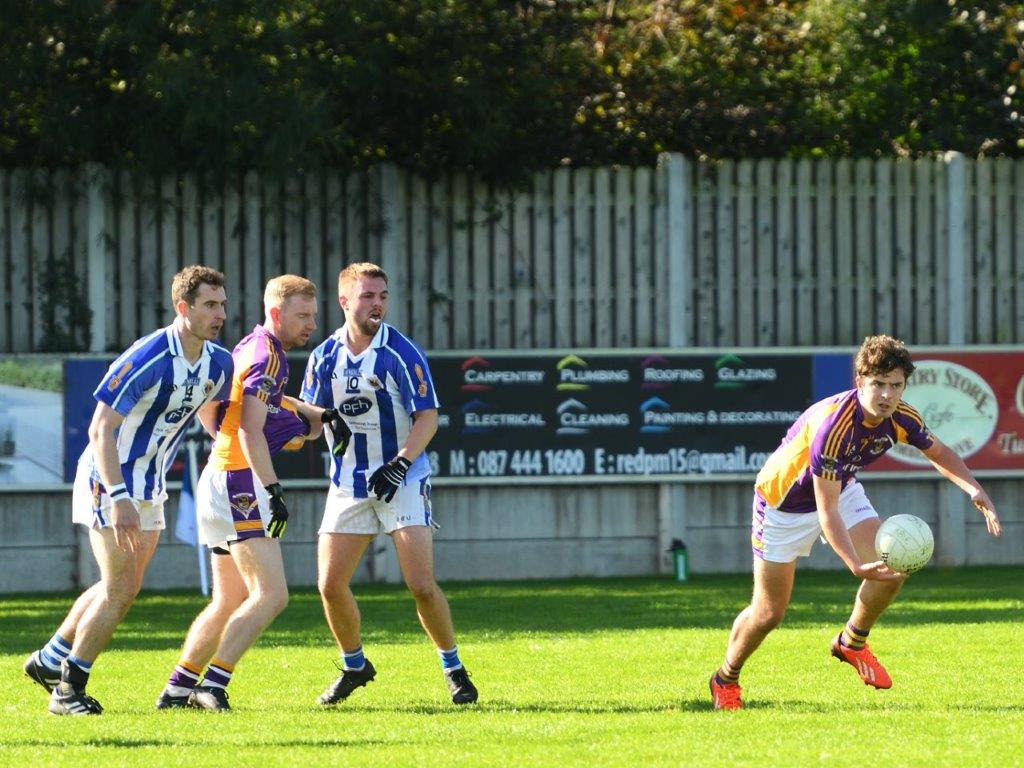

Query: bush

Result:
[2,0,1022,180]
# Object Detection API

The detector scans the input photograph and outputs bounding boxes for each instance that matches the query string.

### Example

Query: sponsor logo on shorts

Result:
[231,493,257,517]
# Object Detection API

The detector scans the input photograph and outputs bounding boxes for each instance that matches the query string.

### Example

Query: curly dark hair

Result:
[855,334,915,379]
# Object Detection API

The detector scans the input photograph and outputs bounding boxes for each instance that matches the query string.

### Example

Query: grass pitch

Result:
[1,567,1022,767]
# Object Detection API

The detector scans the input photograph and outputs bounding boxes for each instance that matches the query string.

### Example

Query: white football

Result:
[875,514,934,574]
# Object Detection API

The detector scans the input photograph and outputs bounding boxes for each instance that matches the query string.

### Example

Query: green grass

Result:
[1,568,1023,767]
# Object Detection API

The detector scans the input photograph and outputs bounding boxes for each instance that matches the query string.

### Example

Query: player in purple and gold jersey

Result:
[710,335,1002,710]
[155,275,346,711]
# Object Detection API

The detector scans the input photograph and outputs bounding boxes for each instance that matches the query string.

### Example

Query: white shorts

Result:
[320,479,433,536]
[71,457,165,531]
[751,482,878,563]
[196,465,272,549]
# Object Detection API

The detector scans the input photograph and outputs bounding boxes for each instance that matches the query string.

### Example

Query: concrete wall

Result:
[1,477,1021,594]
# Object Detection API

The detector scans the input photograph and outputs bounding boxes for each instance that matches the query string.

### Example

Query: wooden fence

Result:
[1,153,1022,353]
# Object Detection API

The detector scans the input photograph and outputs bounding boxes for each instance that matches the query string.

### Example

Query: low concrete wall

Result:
[1,477,1021,593]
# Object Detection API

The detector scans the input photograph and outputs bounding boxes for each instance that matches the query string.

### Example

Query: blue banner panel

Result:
[63,359,111,482]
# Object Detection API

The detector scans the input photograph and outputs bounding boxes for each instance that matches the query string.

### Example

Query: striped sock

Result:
[715,658,742,685]
[164,659,203,696]
[39,633,72,672]
[438,646,462,672]
[841,622,869,650]
[342,646,366,671]
[201,658,234,689]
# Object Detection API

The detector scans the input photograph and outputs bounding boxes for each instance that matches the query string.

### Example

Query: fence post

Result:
[657,152,690,347]
[944,151,967,346]
[85,163,109,352]
[938,151,968,566]
[375,163,407,333]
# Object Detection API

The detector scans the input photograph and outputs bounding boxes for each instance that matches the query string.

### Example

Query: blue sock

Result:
[342,646,366,671]
[66,655,93,675]
[439,647,462,672]
[39,633,72,671]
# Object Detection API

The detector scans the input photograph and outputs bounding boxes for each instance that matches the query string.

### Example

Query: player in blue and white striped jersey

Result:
[301,262,477,706]
[24,266,233,716]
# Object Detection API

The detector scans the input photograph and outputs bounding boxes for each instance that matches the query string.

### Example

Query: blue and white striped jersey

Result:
[301,323,439,497]
[83,325,234,502]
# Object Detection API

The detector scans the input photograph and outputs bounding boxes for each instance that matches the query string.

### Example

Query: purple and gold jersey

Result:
[209,325,308,471]
[755,389,934,513]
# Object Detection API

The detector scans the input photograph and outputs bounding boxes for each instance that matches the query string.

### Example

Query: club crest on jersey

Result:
[365,374,382,390]
[820,456,839,472]
[107,361,133,391]
[414,364,428,398]
[204,380,215,396]
[258,374,276,394]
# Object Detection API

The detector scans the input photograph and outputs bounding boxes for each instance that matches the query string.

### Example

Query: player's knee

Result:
[318,578,349,604]
[263,585,289,617]
[753,604,787,630]
[405,577,439,603]
[102,577,138,611]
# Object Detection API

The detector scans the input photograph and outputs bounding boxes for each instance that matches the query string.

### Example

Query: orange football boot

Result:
[830,633,892,689]
[709,674,743,710]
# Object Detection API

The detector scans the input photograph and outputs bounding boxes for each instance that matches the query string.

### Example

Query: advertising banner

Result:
[865,351,1024,473]
[57,347,1024,486]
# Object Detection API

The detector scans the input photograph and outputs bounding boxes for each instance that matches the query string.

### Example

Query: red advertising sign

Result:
[869,352,1024,473]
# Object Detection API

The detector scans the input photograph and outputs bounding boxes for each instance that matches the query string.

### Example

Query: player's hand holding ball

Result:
[265,482,289,538]
[368,456,411,503]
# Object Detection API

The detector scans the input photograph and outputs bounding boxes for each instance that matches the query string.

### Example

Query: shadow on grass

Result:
[331,700,682,715]
[1,566,1021,654]
[11,737,397,749]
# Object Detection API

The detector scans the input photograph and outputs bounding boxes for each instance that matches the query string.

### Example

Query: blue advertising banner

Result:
[57,347,1024,484]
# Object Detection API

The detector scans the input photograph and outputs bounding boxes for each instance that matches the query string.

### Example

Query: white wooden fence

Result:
[1,153,1022,353]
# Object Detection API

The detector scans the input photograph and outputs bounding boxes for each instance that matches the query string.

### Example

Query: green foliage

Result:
[2,1,1023,180]
[0,357,62,391]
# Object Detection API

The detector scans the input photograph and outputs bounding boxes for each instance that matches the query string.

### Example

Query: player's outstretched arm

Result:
[921,439,1002,536]
[87,403,140,552]
[282,395,326,441]
[813,474,902,581]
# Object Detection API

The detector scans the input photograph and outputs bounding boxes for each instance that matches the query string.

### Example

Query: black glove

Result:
[367,456,412,503]
[320,408,352,457]
[265,482,288,538]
